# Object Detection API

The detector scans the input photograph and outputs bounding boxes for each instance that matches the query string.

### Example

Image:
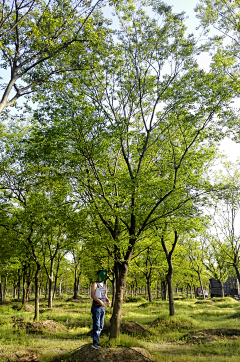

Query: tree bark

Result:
[135,278,138,297]
[110,261,128,339]
[166,266,174,316]
[161,280,168,301]
[48,267,54,308]
[131,283,134,298]
[3,274,8,302]
[45,280,48,300]
[22,267,26,305]
[111,277,116,308]
[59,279,62,296]
[13,282,17,300]
[198,271,205,300]
[34,263,41,321]
[0,279,2,302]
[219,280,224,297]
[146,275,152,302]
[17,269,21,300]
[157,281,160,299]
[234,265,240,286]
[73,268,81,299]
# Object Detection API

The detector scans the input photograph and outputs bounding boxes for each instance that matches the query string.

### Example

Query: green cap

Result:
[97,270,107,282]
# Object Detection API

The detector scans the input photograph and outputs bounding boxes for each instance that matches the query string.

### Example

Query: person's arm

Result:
[91,282,104,307]
[105,292,111,307]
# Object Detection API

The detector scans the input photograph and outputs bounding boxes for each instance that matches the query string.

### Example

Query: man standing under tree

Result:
[91,270,111,349]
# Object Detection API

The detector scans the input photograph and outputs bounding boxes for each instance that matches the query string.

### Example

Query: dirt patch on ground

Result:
[182,329,240,344]
[12,318,67,334]
[53,343,152,362]
[12,304,35,312]
[100,321,150,336]
[16,353,39,361]
[24,304,35,312]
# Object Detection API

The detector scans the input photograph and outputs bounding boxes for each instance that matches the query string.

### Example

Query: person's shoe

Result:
[96,343,101,349]
[92,342,101,350]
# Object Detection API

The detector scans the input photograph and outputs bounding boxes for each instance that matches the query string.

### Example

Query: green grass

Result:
[0,295,240,361]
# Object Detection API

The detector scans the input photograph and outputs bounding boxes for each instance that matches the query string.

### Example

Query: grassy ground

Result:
[0,295,240,361]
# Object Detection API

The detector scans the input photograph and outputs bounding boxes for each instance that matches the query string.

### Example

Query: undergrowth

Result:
[0,294,239,361]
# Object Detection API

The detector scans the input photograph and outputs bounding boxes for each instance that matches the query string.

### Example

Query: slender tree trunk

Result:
[110,261,128,339]
[161,280,168,301]
[198,271,205,300]
[111,277,116,308]
[17,269,21,300]
[146,275,152,302]
[34,264,41,322]
[0,279,2,302]
[59,279,62,296]
[219,280,224,298]
[157,281,160,299]
[13,283,17,300]
[48,268,54,308]
[26,281,31,302]
[131,283,134,298]
[45,280,48,300]
[22,269,26,305]
[73,269,80,299]
[190,284,193,299]
[166,264,174,316]
[135,279,138,297]
[3,274,8,301]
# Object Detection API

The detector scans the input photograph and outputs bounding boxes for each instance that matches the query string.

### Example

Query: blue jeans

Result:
[91,307,105,344]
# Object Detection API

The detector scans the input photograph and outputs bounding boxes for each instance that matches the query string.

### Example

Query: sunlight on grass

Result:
[0,296,239,361]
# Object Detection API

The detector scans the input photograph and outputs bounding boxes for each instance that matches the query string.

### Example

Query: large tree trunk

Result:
[146,275,152,302]
[110,261,128,339]
[34,264,41,322]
